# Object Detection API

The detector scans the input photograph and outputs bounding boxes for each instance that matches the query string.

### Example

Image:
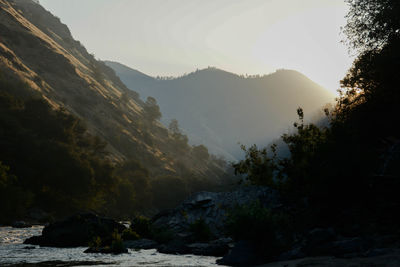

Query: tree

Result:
[344,0,400,52]
[168,119,189,150]
[143,96,161,122]
[192,145,210,161]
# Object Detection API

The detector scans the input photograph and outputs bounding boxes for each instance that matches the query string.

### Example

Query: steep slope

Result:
[0,0,225,180]
[106,62,335,159]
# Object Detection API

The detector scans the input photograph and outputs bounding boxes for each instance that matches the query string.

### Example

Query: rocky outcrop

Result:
[218,227,400,266]
[24,213,126,247]
[152,186,281,239]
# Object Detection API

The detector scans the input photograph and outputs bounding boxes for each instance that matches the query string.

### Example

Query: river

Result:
[0,226,222,266]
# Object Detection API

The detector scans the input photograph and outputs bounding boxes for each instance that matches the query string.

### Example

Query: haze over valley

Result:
[107,61,334,159]
[1,0,399,266]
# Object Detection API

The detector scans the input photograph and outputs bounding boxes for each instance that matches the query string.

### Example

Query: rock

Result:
[158,239,191,254]
[12,221,32,228]
[305,228,336,248]
[24,213,126,247]
[152,186,281,239]
[84,246,128,254]
[216,240,260,266]
[28,208,51,223]
[187,238,233,256]
[330,237,371,257]
[123,239,158,250]
[364,248,396,257]
[278,245,306,261]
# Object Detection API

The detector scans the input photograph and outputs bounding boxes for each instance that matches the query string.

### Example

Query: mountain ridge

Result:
[106,61,335,160]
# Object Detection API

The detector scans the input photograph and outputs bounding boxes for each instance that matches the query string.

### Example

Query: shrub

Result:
[151,226,174,244]
[226,201,292,258]
[122,228,140,241]
[131,215,152,238]
[189,219,213,242]
[111,230,125,252]
[88,236,102,249]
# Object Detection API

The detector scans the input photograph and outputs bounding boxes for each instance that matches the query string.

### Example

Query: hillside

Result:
[0,0,232,220]
[106,61,335,159]
[0,0,227,175]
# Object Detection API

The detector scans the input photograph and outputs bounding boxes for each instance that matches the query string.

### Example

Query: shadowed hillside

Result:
[106,62,335,159]
[0,0,233,221]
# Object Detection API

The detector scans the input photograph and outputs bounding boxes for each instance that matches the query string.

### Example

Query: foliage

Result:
[150,226,174,244]
[88,236,102,249]
[151,175,189,210]
[168,119,189,151]
[344,0,400,51]
[233,0,400,233]
[131,215,152,239]
[226,201,292,258]
[233,144,278,187]
[192,145,210,161]
[122,228,140,241]
[189,219,213,242]
[111,230,125,252]
[143,96,161,122]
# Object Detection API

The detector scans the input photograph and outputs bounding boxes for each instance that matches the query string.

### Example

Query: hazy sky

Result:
[40,0,353,93]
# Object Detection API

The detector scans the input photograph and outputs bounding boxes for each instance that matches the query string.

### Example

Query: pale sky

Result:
[40,0,353,94]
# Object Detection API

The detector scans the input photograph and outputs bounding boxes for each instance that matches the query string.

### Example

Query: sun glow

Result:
[40,0,353,94]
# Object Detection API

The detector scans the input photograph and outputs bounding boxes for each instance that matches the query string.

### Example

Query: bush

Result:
[122,228,140,241]
[88,236,102,249]
[111,230,125,252]
[189,219,213,242]
[151,226,174,244]
[226,201,292,258]
[131,215,152,238]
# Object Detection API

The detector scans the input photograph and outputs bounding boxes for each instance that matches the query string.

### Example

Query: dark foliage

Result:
[234,0,400,237]
[226,202,292,259]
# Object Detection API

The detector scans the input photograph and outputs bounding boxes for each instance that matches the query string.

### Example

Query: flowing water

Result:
[0,226,222,266]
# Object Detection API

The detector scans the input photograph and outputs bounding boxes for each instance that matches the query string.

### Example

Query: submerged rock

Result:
[24,213,126,247]
[12,221,32,228]
[84,246,128,254]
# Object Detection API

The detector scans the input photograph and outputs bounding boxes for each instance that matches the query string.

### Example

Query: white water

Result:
[0,226,222,266]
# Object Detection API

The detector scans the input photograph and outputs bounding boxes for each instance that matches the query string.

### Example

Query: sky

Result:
[40,0,353,94]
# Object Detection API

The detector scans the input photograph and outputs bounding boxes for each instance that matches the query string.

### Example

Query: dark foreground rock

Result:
[217,240,261,266]
[259,249,400,267]
[157,237,233,256]
[187,238,233,256]
[24,213,126,247]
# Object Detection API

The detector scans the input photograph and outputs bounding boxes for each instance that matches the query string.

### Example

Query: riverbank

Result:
[259,249,400,267]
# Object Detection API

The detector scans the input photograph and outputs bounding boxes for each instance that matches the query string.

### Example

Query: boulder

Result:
[187,238,233,256]
[24,213,126,247]
[216,240,260,266]
[158,239,191,254]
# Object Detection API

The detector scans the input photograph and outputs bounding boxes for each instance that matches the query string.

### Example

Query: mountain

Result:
[0,0,227,183]
[106,61,335,160]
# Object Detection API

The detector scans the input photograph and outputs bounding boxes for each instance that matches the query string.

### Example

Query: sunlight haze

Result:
[39,0,352,93]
